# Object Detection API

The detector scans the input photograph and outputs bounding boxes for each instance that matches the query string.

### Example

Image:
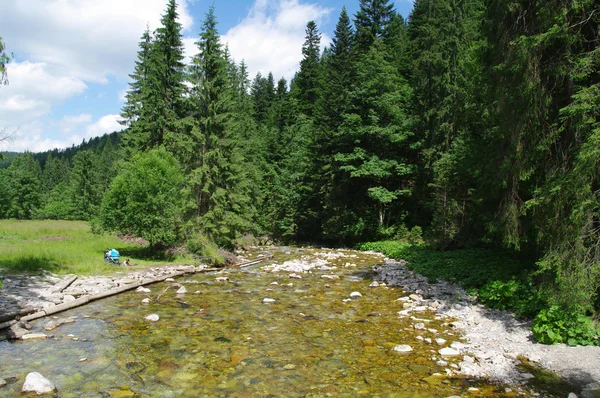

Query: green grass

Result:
[0,220,191,276]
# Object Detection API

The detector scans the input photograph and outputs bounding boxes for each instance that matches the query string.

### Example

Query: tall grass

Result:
[0,220,188,276]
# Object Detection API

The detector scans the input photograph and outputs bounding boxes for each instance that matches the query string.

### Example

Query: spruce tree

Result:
[186,7,255,246]
[353,0,396,54]
[293,21,323,118]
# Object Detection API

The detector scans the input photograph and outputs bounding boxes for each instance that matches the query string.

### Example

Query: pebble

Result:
[413,323,425,330]
[79,358,87,362]
[439,348,461,357]
[263,298,276,303]
[145,314,159,322]
[0,378,5,387]
[270,282,279,285]
[350,292,362,298]
[369,281,379,288]
[321,274,339,280]
[176,286,188,294]
[435,338,447,345]
[135,286,151,293]
[392,345,413,353]
[289,274,302,279]
[283,364,296,370]
[165,278,175,282]
[141,298,150,304]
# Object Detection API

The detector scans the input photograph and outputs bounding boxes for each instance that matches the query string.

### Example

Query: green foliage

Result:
[98,148,184,248]
[533,306,599,346]
[186,232,224,266]
[0,35,12,87]
[478,279,544,317]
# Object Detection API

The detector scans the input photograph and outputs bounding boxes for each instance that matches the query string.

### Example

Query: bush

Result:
[532,306,600,346]
[186,232,224,266]
[97,149,184,248]
[478,279,544,317]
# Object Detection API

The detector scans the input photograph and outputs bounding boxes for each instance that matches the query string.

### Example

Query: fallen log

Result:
[235,255,273,268]
[0,307,35,323]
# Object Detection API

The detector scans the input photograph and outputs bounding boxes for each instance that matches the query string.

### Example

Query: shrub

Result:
[186,232,224,266]
[532,306,600,346]
[478,279,544,317]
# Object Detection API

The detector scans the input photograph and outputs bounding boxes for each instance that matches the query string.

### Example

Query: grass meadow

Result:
[0,220,189,276]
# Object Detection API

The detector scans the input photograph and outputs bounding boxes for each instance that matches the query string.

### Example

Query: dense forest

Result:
[1,0,599,334]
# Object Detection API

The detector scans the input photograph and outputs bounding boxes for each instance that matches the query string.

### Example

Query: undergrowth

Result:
[358,240,600,346]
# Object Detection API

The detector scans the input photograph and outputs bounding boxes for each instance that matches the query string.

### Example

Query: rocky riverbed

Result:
[0,248,599,397]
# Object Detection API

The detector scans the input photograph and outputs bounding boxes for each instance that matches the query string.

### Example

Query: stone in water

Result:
[22,372,56,395]
[392,345,413,353]
[145,314,160,322]
[263,298,276,303]
[350,292,362,298]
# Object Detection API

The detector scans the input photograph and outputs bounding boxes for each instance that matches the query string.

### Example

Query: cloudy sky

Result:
[0,0,413,153]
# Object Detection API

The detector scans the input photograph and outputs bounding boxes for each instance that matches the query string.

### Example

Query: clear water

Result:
[0,248,540,397]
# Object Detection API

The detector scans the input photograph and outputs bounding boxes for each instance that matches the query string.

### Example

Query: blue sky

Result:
[0,0,413,153]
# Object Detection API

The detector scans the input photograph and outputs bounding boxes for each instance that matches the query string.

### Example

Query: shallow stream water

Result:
[0,247,541,397]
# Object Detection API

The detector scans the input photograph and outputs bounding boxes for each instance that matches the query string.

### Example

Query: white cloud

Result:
[60,114,93,134]
[0,0,194,83]
[222,0,332,82]
[0,61,87,139]
[83,114,123,140]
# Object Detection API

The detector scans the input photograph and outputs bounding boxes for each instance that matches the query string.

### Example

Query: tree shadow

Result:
[0,255,62,273]
[114,246,178,262]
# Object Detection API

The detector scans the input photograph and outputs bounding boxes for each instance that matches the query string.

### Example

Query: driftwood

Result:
[52,275,78,293]
[0,266,218,330]
[235,255,273,268]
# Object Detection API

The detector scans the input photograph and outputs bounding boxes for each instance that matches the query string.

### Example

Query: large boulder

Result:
[22,372,56,395]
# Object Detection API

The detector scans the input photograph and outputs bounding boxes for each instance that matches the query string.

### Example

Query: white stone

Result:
[413,323,425,330]
[289,274,302,279]
[22,372,56,394]
[165,278,175,282]
[141,298,150,304]
[424,338,432,344]
[435,338,447,345]
[450,342,466,350]
[21,333,47,340]
[369,281,379,288]
[176,286,188,294]
[270,282,279,285]
[439,348,461,357]
[63,295,76,302]
[350,292,362,298]
[416,335,424,341]
[263,298,276,303]
[392,345,413,353]
[321,274,339,280]
[397,296,410,301]
[145,314,159,322]
[409,294,423,301]
[136,286,151,293]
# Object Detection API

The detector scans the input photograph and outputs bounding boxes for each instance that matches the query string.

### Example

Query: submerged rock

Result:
[263,298,276,303]
[392,345,413,353]
[176,286,188,294]
[21,333,48,340]
[350,292,362,298]
[439,348,460,357]
[22,372,56,395]
[145,314,159,322]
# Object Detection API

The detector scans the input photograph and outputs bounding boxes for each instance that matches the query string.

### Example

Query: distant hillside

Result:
[0,131,122,169]
[0,152,20,169]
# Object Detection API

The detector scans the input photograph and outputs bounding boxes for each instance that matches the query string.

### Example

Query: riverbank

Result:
[373,258,600,396]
